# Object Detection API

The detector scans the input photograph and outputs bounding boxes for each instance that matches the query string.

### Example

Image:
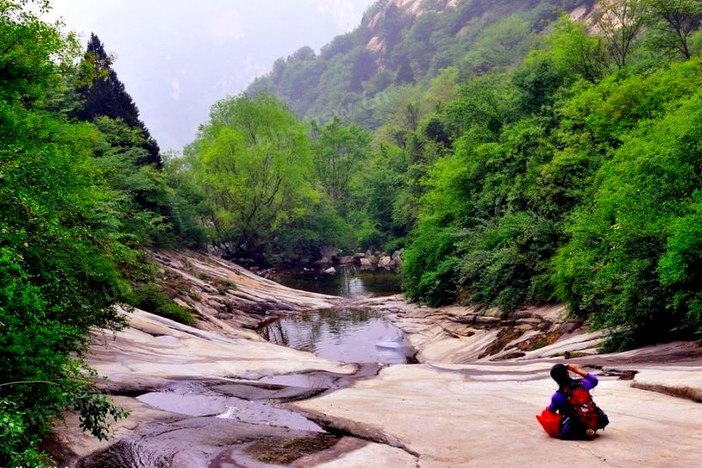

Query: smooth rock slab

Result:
[87,309,356,392]
[632,366,702,402]
[293,437,417,467]
[292,363,702,467]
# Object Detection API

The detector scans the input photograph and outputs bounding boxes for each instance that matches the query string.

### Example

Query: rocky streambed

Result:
[49,250,702,467]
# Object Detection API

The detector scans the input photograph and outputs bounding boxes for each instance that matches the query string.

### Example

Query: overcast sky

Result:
[46,0,377,151]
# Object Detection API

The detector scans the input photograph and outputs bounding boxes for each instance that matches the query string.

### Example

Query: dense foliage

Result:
[0,2,135,464]
[0,1,185,464]
[181,95,357,263]
[76,34,162,167]
[397,3,702,349]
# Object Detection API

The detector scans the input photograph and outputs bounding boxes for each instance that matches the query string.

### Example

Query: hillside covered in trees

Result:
[0,2,197,464]
[247,0,595,125]
[3,0,702,464]
[238,0,702,350]
[241,0,702,347]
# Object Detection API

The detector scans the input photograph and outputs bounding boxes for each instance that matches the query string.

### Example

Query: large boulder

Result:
[378,256,393,270]
[339,256,355,265]
[317,246,341,265]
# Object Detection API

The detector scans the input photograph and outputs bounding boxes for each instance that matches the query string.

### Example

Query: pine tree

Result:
[76,34,162,166]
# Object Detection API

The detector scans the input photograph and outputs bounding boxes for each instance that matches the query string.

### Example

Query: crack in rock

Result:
[578,444,625,468]
[294,409,421,461]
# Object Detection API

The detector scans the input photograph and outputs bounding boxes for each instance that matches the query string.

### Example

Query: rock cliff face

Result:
[363,0,435,55]
[360,0,599,63]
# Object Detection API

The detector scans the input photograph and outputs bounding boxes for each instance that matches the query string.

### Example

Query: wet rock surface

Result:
[51,250,702,467]
[55,319,402,468]
[77,417,339,468]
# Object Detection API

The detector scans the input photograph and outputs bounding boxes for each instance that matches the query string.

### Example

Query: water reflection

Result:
[270,266,400,298]
[260,308,413,365]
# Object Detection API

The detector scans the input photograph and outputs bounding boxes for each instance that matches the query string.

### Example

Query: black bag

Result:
[596,406,610,429]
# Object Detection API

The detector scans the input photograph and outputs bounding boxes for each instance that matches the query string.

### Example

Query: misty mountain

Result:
[247,0,595,126]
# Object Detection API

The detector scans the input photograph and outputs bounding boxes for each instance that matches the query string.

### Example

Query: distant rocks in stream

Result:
[317,246,403,273]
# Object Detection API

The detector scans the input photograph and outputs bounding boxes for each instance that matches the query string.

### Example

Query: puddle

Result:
[137,385,323,432]
[259,307,415,365]
[215,401,322,432]
[137,392,228,417]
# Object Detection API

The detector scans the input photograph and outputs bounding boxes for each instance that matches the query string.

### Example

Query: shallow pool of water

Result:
[270,266,401,298]
[136,386,322,432]
[260,308,414,365]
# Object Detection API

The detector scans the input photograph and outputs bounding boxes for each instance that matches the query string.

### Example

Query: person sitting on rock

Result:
[545,363,609,440]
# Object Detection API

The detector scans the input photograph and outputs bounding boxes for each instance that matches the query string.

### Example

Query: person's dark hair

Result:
[550,363,573,389]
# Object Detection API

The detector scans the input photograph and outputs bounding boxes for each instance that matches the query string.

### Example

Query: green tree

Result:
[650,0,702,58]
[395,56,416,84]
[75,34,161,167]
[445,74,517,138]
[312,118,371,217]
[189,94,318,261]
[541,16,608,83]
[1,2,131,463]
[593,0,652,67]
[91,117,173,246]
[162,150,212,249]
[350,49,376,92]
[554,85,702,349]
[459,14,533,77]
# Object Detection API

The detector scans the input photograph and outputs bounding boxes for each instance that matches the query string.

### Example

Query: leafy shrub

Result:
[0,3,135,461]
[553,86,702,349]
[403,225,461,306]
[154,302,196,326]
[131,285,195,325]
[457,213,558,312]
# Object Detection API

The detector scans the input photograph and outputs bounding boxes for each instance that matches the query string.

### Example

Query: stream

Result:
[262,266,414,365]
[260,307,415,365]
[269,265,401,298]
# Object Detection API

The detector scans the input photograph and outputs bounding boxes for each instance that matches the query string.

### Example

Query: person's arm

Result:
[567,363,588,377]
[568,363,598,389]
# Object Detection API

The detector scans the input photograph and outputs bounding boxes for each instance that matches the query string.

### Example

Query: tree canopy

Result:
[1,2,136,464]
[187,94,321,261]
[75,33,162,167]
[0,1,195,463]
